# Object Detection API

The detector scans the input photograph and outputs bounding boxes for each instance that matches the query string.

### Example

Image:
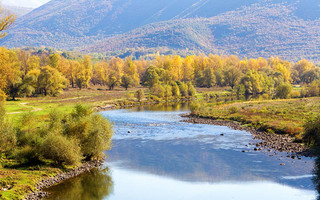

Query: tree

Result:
[202,68,216,88]
[240,70,274,95]
[106,73,118,90]
[143,65,160,88]
[0,7,15,38]
[121,75,134,90]
[76,56,93,89]
[49,53,61,69]
[38,66,67,96]
[224,66,242,89]
[182,56,194,81]
[301,69,320,84]
[124,57,140,85]
[0,48,20,100]
[164,85,172,99]
[171,82,180,98]
[275,82,292,99]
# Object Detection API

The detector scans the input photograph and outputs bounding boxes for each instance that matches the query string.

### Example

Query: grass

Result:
[4,86,144,124]
[192,97,320,139]
[0,153,62,200]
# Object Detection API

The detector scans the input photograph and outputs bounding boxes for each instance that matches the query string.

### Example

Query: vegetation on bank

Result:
[190,97,320,141]
[0,103,113,199]
[0,47,320,102]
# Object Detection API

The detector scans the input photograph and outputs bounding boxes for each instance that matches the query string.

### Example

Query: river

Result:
[45,103,317,200]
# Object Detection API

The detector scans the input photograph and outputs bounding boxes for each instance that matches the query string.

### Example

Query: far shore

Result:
[182,114,310,158]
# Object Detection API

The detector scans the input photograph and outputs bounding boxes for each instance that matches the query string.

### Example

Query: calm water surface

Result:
[45,104,317,200]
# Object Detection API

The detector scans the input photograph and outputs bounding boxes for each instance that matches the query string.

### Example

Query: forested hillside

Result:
[2,0,320,62]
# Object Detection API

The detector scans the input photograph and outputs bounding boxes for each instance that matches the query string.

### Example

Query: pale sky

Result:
[2,0,50,8]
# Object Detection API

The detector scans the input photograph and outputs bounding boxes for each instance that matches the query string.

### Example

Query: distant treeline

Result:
[0,47,320,101]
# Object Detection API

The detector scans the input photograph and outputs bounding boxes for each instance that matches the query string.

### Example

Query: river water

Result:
[45,103,317,200]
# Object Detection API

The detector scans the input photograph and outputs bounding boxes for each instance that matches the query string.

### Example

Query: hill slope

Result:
[1,0,320,62]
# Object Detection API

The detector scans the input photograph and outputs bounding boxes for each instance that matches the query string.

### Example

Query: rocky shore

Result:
[182,114,310,158]
[24,159,104,200]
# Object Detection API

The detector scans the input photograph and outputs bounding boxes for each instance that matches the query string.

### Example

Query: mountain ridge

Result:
[1,0,320,62]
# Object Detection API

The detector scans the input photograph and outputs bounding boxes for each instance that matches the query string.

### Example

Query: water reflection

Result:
[45,168,113,200]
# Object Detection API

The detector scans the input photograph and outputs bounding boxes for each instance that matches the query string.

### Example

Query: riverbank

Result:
[182,114,309,158]
[24,159,104,200]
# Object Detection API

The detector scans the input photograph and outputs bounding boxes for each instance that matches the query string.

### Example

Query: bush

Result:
[187,82,196,97]
[135,89,144,102]
[1,103,113,166]
[151,84,164,98]
[303,116,320,148]
[42,133,82,165]
[80,114,113,159]
[190,101,201,113]
[163,85,172,98]
[229,106,239,114]
[179,82,188,97]
[171,82,180,98]
[14,145,42,164]
[64,104,113,160]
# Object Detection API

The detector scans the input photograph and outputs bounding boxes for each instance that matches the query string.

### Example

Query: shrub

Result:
[42,133,82,165]
[303,116,320,148]
[187,82,196,97]
[229,106,239,114]
[190,101,201,113]
[179,82,188,97]
[80,114,113,159]
[135,89,144,102]
[163,85,172,98]
[171,82,180,98]
[64,104,113,160]
[151,84,164,98]
[14,145,42,164]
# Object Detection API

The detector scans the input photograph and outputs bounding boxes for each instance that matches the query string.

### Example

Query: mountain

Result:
[1,0,320,62]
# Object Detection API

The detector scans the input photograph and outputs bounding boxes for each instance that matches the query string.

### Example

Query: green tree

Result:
[275,82,292,99]
[121,75,134,90]
[142,65,160,88]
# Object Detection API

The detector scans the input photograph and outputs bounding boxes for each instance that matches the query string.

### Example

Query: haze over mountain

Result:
[1,0,320,62]
[2,5,33,17]
[2,0,50,8]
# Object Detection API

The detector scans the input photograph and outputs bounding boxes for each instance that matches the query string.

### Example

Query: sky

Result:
[2,0,50,8]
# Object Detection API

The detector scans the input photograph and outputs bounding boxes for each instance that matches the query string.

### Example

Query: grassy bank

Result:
[0,154,62,200]
[191,97,320,139]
